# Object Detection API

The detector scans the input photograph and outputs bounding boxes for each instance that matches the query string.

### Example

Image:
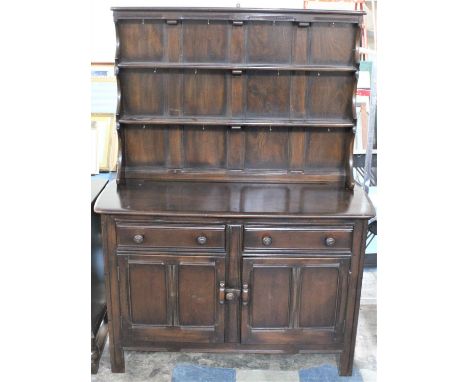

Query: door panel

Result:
[119,254,225,344]
[251,267,290,328]
[299,267,339,328]
[178,264,216,326]
[241,257,349,345]
[128,262,169,325]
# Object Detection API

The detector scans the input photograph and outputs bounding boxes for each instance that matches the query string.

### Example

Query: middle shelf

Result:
[118,68,357,122]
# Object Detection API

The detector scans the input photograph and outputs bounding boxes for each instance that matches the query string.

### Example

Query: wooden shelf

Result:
[117,62,357,73]
[118,116,355,127]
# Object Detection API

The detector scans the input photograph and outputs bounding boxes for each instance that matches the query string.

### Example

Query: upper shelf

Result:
[115,16,361,68]
[117,62,358,73]
[112,7,365,16]
[118,115,355,127]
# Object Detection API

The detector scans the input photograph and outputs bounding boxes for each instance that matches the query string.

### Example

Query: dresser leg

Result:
[338,350,353,376]
[110,344,125,373]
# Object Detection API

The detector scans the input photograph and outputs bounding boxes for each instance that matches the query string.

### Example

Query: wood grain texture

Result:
[250,266,291,328]
[118,20,165,61]
[246,21,292,64]
[183,20,228,62]
[178,264,216,326]
[184,126,227,168]
[244,127,289,169]
[299,267,339,327]
[127,262,168,325]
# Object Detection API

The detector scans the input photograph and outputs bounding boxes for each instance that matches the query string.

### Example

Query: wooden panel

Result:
[292,26,309,65]
[289,127,306,171]
[290,72,308,119]
[246,72,290,118]
[124,126,166,167]
[299,267,339,327]
[231,75,244,117]
[247,21,292,63]
[241,257,350,346]
[310,23,357,66]
[118,20,164,61]
[227,128,245,170]
[166,70,183,116]
[230,23,245,63]
[251,267,291,328]
[182,20,228,62]
[305,129,348,171]
[178,264,216,326]
[308,73,354,120]
[128,262,168,325]
[226,225,242,343]
[243,226,353,252]
[166,125,184,168]
[244,127,289,169]
[120,69,164,115]
[184,126,226,169]
[116,223,226,251]
[166,22,181,62]
[120,255,226,345]
[183,70,227,116]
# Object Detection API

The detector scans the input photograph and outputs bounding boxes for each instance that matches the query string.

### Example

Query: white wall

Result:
[91,0,305,62]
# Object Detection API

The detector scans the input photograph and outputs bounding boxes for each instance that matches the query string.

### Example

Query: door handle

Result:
[242,283,249,306]
[218,282,241,303]
[219,282,226,304]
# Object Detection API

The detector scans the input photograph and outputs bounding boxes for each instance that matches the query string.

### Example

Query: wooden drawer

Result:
[243,226,353,252]
[116,223,226,251]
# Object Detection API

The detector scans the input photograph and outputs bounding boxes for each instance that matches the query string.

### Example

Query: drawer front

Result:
[116,223,226,251]
[243,226,353,252]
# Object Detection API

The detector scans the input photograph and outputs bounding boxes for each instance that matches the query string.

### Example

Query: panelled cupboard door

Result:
[241,257,350,345]
[118,254,225,344]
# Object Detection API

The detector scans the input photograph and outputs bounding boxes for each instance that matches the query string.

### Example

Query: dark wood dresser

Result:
[94,7,375,376]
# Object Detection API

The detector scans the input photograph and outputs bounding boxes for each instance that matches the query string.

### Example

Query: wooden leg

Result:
[108,314,125,373]
[109,337,125,373]
[338,350,354,376]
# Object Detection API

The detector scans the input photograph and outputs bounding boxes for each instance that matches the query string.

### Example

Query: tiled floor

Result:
[92,269,377,382]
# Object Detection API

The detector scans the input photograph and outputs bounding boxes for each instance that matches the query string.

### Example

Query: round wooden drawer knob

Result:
[325,237,336,247]
[133,234,144,244]
[197,235,207,245]
[262,236,272,246]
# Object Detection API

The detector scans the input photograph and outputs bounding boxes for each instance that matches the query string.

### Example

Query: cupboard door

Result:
[119,254,225,344]
[241,257,349,345]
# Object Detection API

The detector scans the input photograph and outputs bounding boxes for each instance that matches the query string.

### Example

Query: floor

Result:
[92,268,376,382]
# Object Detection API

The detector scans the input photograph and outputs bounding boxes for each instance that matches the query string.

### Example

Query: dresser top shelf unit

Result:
[113,7,364,189]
